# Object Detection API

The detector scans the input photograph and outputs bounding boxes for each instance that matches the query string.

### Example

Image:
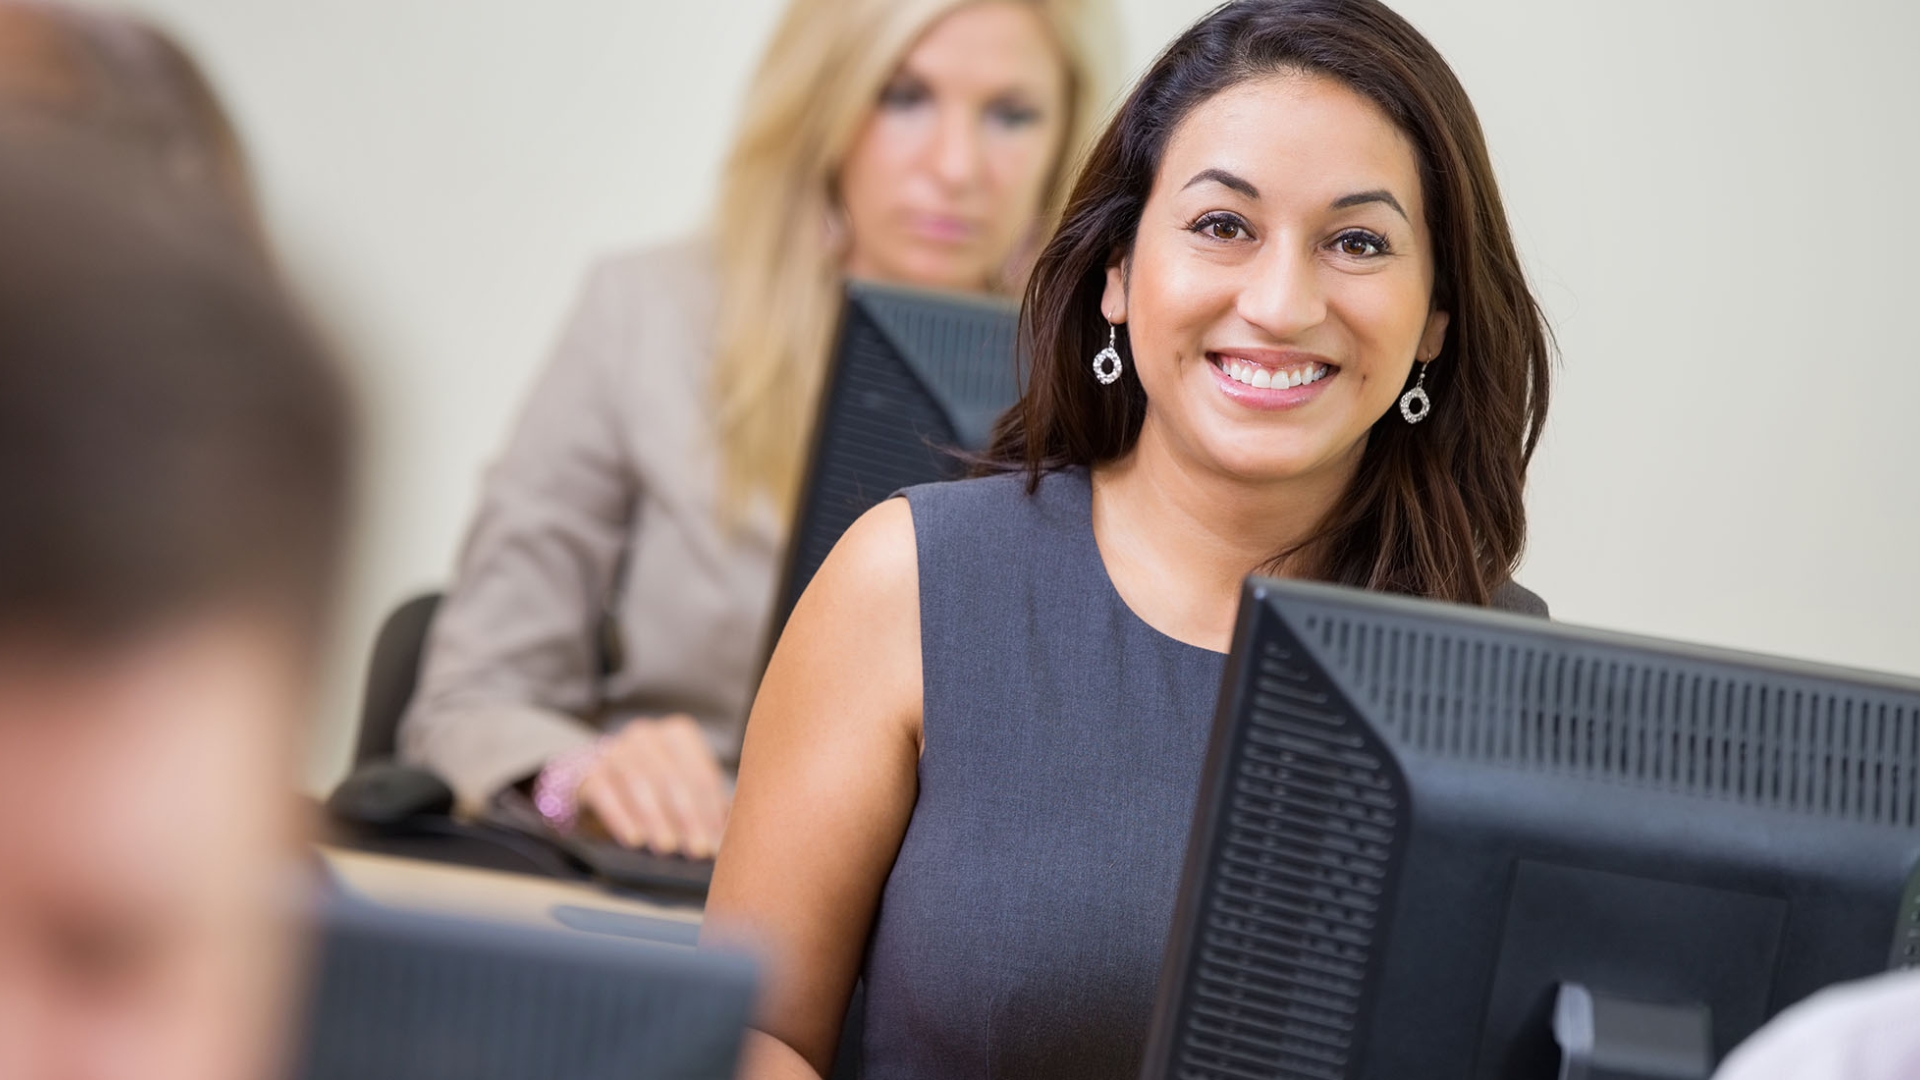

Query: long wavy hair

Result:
[984,0,1552,605]
[710,0,1119,523]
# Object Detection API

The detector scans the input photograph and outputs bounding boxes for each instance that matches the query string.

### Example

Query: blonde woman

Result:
[399,0,1116,858]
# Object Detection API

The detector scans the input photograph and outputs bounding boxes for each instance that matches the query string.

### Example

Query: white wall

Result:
[112,0,1920,790]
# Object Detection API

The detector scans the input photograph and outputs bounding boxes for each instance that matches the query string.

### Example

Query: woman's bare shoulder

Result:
[766,496,920,719]
[801,497,917,617]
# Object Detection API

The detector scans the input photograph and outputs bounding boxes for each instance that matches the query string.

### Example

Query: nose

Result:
[927,104,985,191]
[1238,241,1327,340]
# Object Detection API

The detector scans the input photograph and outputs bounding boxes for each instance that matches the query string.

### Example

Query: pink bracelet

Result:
[531,738,608,834]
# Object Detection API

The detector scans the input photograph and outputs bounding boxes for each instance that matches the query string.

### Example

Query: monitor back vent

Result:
[1173,635,1407,1079]
[858,286,1020,449]
[772,287,1020,640]
[1298,612,1920,827]
[297,916,751,1080]
[785,303,963,609]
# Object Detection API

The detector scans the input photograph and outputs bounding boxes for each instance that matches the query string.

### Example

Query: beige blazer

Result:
[398,238,781,811]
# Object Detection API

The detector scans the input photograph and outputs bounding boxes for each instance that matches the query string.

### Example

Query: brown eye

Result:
[1334,230,1387,257]
[1191,213,1249,241]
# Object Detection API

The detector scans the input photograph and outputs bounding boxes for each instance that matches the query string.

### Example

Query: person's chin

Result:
[1195,425,1343,487]
[890,242,992,292]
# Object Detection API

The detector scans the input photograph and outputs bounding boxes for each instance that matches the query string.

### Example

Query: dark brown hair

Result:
[0,136,353,645]
[0,0,260,235]
[983,0,1551,605]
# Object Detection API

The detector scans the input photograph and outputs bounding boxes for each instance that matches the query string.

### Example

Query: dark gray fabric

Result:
[1493,579,1549,618]
[861,467,1546,1078]
[864,468,1220,1079]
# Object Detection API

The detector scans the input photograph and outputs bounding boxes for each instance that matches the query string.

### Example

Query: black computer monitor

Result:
[767,280,1019,649]
[292,900,756,1080]
[1143,579,1920,1080]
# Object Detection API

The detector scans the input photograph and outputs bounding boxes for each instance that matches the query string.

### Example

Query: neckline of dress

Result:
[1055,465,1230,661]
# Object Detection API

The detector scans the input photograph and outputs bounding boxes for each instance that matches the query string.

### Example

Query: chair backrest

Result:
[352,592,443,766]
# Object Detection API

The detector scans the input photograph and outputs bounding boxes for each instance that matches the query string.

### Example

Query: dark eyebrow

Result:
[1331,189,1409,222]
[1181,168,1258,199]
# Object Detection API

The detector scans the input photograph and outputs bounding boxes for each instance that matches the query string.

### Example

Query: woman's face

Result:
[1104,73,1450,487]
[839,1,1068,292]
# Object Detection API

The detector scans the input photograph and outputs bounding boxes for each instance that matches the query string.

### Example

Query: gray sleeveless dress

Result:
[860,467,1546,1078]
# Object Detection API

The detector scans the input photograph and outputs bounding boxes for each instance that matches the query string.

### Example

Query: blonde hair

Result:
[711,0,1119,522]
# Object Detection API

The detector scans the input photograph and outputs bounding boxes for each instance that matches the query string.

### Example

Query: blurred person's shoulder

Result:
[583,235,719,330]
[1714,970,1920,1080]
[567,236,719,392]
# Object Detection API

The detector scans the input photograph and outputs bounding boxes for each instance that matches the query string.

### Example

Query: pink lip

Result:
[1205,350,1340,412]
[906,212,979,244]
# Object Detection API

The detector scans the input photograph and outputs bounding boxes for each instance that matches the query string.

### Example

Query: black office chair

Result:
[327,589,722,892]
[352,591,443,766]
[324,591,584,878]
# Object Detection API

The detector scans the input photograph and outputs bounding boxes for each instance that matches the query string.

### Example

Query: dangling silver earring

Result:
[1091,323,1123,385]
[1399,360,1432,424]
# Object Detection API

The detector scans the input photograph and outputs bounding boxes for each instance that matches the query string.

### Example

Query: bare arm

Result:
[701,499,923,1078]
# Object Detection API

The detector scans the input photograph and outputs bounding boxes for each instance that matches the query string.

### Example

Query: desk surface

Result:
[319,845,704,935]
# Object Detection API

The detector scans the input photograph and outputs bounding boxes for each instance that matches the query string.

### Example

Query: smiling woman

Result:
[704,2,1551,1077]
[998,0,1554,610]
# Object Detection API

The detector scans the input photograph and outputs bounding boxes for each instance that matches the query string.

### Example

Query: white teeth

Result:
[1218,358,1333,388]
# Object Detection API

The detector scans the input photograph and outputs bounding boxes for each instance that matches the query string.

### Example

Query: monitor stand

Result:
[1551,983,1712,1080]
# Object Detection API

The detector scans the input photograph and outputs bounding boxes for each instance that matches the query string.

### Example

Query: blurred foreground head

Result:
[0,0,259,236]
[0,138,353,1080]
